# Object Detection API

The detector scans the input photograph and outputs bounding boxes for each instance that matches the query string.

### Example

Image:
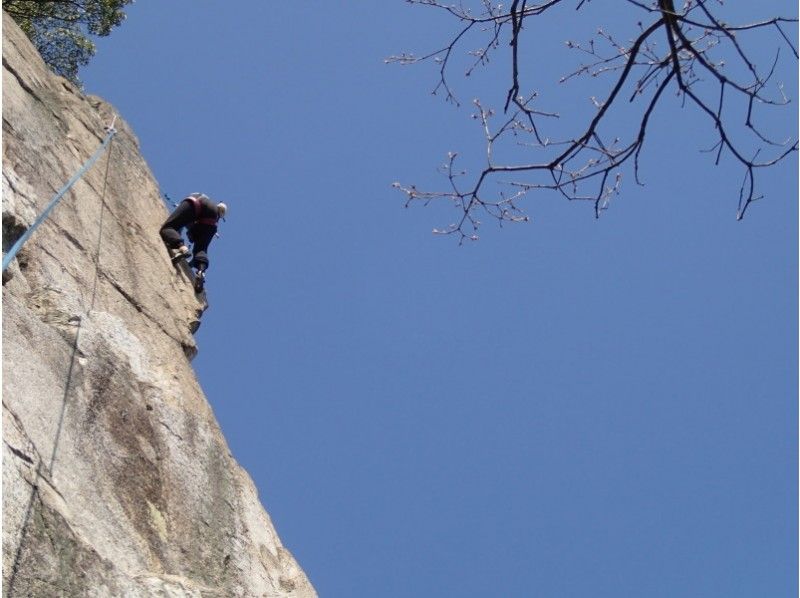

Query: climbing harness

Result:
[184,194,221,226]
[2,117,118,272]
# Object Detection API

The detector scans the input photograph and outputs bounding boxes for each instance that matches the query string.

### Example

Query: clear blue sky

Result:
[80,2,797,596]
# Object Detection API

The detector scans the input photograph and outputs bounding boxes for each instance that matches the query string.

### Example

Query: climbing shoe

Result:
[193,270,206,293]
[170,245,191,263]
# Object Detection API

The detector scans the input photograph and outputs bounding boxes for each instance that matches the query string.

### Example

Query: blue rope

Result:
[3,127,117,272]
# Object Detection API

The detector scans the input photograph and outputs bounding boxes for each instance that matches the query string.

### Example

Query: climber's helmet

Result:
[217,202,227,222]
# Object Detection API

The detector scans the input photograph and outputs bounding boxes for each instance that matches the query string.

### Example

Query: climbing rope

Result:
[2,117,118,272]
[5,118,117,598]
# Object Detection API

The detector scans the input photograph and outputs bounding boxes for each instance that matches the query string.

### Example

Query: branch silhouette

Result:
[388,0,798,241]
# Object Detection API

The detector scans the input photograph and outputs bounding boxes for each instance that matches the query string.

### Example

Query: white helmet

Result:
[217,202,228,220]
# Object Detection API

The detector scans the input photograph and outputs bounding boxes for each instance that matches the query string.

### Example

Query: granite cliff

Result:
[2,12,315,597]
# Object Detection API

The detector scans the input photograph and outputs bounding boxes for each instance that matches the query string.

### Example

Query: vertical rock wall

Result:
[2,12,316,597]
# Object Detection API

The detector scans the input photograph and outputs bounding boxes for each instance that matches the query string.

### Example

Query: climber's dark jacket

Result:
[160,193,221,270]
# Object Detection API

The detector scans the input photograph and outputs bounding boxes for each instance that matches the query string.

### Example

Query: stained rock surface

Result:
[2,12,315,597]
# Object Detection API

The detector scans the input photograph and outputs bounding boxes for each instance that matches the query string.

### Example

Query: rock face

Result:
[2,12,315,597]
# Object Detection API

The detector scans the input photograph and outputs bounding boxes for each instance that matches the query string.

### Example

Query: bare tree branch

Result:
[391,0,798,239]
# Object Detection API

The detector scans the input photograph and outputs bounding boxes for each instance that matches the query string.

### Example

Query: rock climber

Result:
[160,192,227,291]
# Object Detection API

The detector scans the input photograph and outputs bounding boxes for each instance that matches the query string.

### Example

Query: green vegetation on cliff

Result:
[4,0,131,84]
